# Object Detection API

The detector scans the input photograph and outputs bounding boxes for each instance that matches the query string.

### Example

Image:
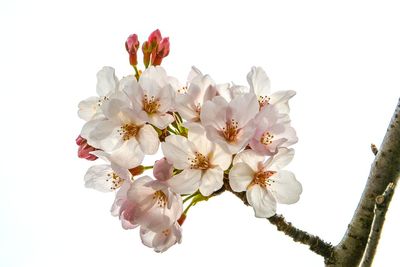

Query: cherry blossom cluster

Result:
[76,29,302,252]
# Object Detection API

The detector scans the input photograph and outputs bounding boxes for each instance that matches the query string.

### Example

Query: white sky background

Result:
[0,0,399,266]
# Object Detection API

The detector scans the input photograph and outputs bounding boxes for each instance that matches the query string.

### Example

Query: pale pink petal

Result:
[161,135,194,169]
[137,124,159,154]
[153,158,173,181]
[84,164,122,192]
[167,169,202,195]
[247,66,271,97]
[246,185,276,218]
[78,96,101,121]
[269,90,296,114]
[199,167,224,196]
[96,66,118,96]
[264,148,294,171]
[229,162,254,192]
[148,113,174,129]
[233,149,265,171]
[140,223,182,253]
[200,96,228,129]
[268,170,302,204]
[175,93,199,121]
[109,139,144,169]
[229,93,259,128]
[210,144,232,170]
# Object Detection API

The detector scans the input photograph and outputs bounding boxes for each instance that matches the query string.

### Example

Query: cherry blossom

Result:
[247,66,296,113]
[78,66,120,121]
[87,97,159,169]
[123,66,176,129]
[229,148,302,218]
[111,180,138,230]
[76,135,98,161]
[140,222,182,253]
[175,68,218,123]
[127,176,183,232]
[249,105,298,155]
[161,127,232,196]
[200,93,259,154]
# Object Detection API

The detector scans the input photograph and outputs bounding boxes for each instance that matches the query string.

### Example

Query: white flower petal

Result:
[233,149,265,171]
[200,96,228,129]
[138,124,159,154]
[229,92,259,128]
[96,66,118,96]
[84,164,121,192]
[78,96,101,121]
[246,185,276,218]
[210,144,232,170]
[247,66,271,97]
[167,169,202,195]
[269,90,296,114]
[199,168,224,196]
[161,135,194,169]
[264,148,295,171]
[89,120,122,151]
[269,170,302,204]
[229,162,254,192]
[149,113,174,129]
[109,139,144,169]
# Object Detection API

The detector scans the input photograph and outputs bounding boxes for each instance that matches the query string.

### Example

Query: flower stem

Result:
[143,165,153,170]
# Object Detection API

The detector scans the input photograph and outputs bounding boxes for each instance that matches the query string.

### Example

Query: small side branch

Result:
[268,215,334,258]
[371,144,378,156]
[360,182,396,267]
[219,178,333,259]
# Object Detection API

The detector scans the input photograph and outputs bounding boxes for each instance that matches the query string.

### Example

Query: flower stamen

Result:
[143,94,160,114]
[260,131,274,145]
[248,170,276,189]
[106,172,124,190]
[153,190,168,208]
[189,152,209,170]
[258,95,270,109]
[222,119,239,143]
[118,123,140,141]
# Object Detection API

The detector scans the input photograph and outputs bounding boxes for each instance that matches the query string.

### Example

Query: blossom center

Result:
[249,170,276,188]
[143,94,160,114]
[260,131,274,145]
[190,152,210,170]
[258,95,270,109]
[106,172,124,190]
[222,119,239,143]
[162,229,171,237]
[119,123,140,141]
[97,96,109,107]
[153,190,168,208]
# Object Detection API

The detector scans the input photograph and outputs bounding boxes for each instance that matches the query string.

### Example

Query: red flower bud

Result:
[142,29,170,67]
[76,135,98,161]
[125,34,140,66]
[153,37,170,66]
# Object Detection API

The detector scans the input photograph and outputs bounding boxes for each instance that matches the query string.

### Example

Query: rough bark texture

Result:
[360,183,396,267]
[326,99,400,266]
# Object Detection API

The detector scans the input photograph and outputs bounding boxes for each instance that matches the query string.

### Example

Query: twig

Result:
[360,182,396,267]
[371,144,378,156]
[218,178,333,258]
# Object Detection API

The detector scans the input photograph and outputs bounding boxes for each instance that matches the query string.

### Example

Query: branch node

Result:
[371,143,378,155]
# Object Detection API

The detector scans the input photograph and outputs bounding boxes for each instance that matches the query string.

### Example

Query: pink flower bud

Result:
[142,29,170,67]
[153,158,173,181]
[152,37,170,66]
[76,135,98,161]
[148,29,162,49]
[125,34,140,66]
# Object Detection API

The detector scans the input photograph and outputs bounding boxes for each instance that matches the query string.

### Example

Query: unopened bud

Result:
[76,135,98,161]
[153,37,170,66]
[129,165,145,176]
[125,34,140,66]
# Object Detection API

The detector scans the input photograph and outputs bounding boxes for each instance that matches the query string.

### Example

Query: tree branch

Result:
[219,178,334,259]
[360,182,396,267]
[326,98,400,266]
